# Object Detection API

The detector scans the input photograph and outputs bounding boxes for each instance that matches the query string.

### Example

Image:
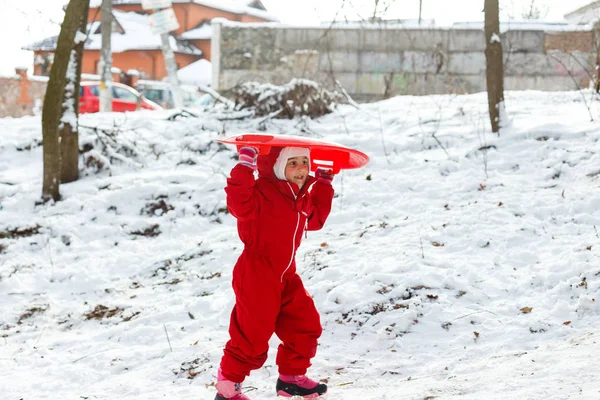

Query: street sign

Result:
[141,0,172,10]
[149,8,180,35]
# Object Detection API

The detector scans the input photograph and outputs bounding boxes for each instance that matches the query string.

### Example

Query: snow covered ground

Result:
[1,90,600,400]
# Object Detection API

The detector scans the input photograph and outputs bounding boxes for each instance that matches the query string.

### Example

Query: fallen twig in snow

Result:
[431,132,449,157]
[377,108,390,165]
[257,108,283,129]
[164,324,173,353]
[166,109,199,121]
[214,110,254,121]
[418,228,425,259]
[452,309,497,321]
[198,84,235,108]
[586,169,600,177]
[72,349,110,363]
[335,80,360,109]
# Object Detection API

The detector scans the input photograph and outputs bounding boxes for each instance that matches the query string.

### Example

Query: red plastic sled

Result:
[217,133,369,174]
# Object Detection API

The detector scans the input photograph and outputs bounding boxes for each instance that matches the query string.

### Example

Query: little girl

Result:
[215,145,334,400]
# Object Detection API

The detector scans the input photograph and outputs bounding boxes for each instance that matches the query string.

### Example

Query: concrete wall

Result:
[212,21,598,101]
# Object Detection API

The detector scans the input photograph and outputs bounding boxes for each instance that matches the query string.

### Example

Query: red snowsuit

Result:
[220,147,334,383]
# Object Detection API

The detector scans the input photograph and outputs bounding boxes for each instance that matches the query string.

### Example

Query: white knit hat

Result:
[273,147,311,181]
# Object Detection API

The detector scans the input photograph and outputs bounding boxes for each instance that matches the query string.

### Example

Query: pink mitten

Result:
[238,146,258,170]
[315,167,334,185]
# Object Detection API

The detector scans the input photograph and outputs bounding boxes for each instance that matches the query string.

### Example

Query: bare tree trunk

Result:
[60,1,89,183]
[372,0,380,22]
[595,21,600,93]
[42,0,89,202]
[484,0,505,134]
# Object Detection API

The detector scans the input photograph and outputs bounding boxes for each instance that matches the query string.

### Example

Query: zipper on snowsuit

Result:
[303,212,308,238]
[281,182,304,282]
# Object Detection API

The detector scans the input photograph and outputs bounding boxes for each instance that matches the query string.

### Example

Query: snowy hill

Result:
[1,90,600,400]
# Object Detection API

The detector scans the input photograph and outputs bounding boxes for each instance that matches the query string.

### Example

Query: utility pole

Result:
[418,0,423,25]
[145,0,183,108]
[100,0,113,112]
[159,29,184,108]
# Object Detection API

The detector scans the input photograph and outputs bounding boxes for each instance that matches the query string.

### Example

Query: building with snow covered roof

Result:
[564,0,600,25]
[87,0,277,61]
[23,0,276,81]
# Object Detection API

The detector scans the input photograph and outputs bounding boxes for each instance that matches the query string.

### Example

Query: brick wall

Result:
[544,31,594,52]
[0,69,47,118]
[0,69,155,118]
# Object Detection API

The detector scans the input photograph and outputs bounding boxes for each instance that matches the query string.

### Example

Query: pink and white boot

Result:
[215,369,252,400]
[276,374,328,398]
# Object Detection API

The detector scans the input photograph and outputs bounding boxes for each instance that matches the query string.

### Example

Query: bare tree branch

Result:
[547,53,594,122]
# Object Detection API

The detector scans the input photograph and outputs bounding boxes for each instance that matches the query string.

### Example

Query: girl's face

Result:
[284,156,310,188]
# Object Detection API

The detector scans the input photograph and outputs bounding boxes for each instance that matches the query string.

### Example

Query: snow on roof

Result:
[181,24,213,40]
[176,58,211,86]
[452,20,594,32]
[217,17,593,32]
[215,19,449,30]
[23,10,202,56]
[30,75,50,82]
[322,19,437,29]
[0,73,20,80]
[213,19,368,29]
[22,35,60,52]
[564,0,600,19]
[89,0,278,21]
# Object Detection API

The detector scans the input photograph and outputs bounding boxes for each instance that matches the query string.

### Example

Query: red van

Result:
[79,82,162,113]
